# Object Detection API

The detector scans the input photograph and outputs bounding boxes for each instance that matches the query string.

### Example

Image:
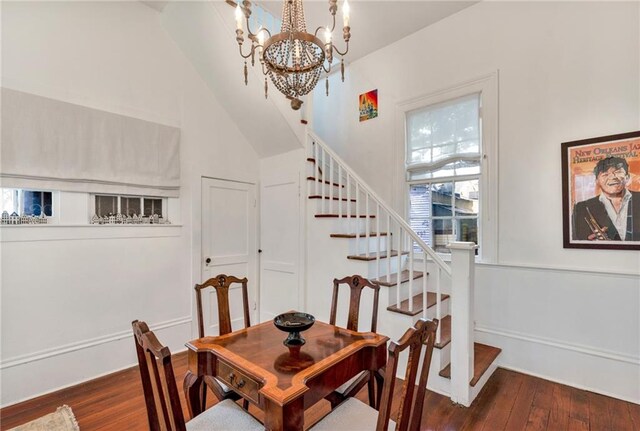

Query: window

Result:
[1,189,53,216]
[93,195,164,218]
[407,94,481,253]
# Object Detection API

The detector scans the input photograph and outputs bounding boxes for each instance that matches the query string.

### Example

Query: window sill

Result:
[0,224,182,242]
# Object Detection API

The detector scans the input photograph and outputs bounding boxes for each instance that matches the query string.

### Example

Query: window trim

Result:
[90,194,167,221]
[395,72,499,263]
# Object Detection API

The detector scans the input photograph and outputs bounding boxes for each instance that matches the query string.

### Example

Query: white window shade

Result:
[1,88,180,197]
[406,93,480,180]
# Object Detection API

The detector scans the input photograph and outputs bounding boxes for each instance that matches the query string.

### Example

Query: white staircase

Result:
[304,132,501,407]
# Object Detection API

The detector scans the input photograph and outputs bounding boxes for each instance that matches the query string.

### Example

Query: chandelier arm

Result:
[322,62,332,73]
[332,41,349,57]
[238,43,254,60]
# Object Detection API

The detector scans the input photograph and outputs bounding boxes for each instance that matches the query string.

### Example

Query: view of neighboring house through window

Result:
[406,93,481,254]
[94,195,163,217]
[1,189,53,216]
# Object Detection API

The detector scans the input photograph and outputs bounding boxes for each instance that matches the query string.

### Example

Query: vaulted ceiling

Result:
[152,1,477,157]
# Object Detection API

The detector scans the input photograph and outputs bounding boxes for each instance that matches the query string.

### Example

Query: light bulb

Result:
[342,0,350,27]
[257,27,265,54]
[324,27,332,44]
[235,5,243,30]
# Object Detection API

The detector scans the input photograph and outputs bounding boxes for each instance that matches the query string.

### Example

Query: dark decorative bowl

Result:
[273,312,315,347]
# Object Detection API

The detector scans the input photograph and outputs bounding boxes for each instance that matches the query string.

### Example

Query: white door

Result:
[260,170,302,321]
[201,177,258,335]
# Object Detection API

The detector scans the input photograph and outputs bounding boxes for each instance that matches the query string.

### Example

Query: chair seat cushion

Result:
[310,398,396,431]
[335,371,367,394]
[186,399,263,431]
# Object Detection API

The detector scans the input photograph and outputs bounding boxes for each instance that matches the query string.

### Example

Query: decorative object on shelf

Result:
[89,212,170,225]
[273,312,315,347]
[562,130,640,250]
[233,0,351,110]
[359,89,378,122]
[0,211,48,225]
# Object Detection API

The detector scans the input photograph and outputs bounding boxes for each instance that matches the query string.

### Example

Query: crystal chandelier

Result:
[234,0,351,110]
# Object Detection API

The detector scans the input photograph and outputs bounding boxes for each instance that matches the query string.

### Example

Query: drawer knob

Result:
[228,372,235,383]
[236,379,246,388]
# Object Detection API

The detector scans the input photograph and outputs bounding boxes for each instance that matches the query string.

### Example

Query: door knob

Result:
[205,257,212,264]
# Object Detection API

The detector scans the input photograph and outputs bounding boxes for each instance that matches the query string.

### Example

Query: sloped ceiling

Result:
[159,1,477,158]
[161,1,304,158]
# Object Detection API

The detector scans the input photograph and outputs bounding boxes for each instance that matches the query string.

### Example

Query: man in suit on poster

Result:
[572,156,640,241]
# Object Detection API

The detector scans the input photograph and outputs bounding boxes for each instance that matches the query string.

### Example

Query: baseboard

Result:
[475,327,640,404]
[0,349,188,409]
[475,325,639,365]
[496,364,640,405]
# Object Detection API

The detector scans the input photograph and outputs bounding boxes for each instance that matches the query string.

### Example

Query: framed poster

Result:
[359,89,378,122]
[562,131,640,250]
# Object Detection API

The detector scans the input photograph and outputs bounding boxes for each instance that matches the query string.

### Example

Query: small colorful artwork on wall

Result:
[359,89,378,122]
[561,131,640,250]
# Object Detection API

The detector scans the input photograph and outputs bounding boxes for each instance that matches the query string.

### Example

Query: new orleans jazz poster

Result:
[562,131,640,250]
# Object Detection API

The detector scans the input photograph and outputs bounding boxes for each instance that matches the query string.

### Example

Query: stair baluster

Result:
[376,202,381,279]
[338,165,343,218]
[330,157,334,214]
[386,214,391,279]
[408,235,414,313]
[365,192,370,259]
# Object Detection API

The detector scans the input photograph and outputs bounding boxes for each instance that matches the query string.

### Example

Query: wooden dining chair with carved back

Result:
[131,320,262,431]
[312,318,439,431]
[325,274,381,409]
[194,274,251,411]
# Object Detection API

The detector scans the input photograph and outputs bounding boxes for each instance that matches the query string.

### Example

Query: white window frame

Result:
[1,188,59,224]
[90,194,168,220]
[395,72,498,263]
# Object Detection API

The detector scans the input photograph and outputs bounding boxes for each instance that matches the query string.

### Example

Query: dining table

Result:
[183,314,389,431]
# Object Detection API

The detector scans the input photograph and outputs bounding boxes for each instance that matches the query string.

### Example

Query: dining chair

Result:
[195,274,251,410]
[131,320,262,431]
[325,275,380,409]
[312,318,439,431]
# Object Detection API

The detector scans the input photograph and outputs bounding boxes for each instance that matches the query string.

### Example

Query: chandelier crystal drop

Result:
[234,0,351,110]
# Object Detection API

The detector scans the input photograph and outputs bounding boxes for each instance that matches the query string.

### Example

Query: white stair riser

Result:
[313,216,377,233]
[344,236,390,255]
[313,199,385,218]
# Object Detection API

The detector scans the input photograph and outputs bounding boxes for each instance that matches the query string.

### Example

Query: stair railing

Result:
[309,131,450,331]
[309,131,478,406]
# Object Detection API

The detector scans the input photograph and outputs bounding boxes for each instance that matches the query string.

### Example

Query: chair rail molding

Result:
[0,316,191,370]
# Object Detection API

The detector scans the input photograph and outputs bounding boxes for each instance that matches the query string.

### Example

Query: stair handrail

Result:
[308,130,452,277]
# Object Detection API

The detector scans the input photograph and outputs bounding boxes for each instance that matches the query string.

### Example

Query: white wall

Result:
[0,1,259,406]
[312,1,640,402]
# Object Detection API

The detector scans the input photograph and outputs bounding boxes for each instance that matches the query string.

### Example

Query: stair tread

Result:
[438,343,502,387]
[309,195,357,202]
[316,214,376,219]
[347,250,408,261]
[330,232,389,238]
[375,270,425,288]
[435,315,451,349]
[307,177,344,187]
[386,291,450,315]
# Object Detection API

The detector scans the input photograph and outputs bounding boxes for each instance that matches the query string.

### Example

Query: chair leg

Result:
[367,373,376,409]
[242,399,249,411]
[374,370,384,410]
[200,380,207,413]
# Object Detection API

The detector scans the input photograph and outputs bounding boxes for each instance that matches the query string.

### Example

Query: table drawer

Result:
[216,360,261,405]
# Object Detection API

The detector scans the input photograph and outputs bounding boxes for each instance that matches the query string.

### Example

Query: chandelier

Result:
[234,0,351,110]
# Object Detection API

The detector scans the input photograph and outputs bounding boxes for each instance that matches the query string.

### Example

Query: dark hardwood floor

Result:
[1,353,638,430]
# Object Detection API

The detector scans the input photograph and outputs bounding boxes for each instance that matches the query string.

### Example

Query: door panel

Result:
[201,178,257,335]
[260,174,301,321]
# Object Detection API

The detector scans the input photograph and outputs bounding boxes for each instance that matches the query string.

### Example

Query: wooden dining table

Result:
[184,315,389,431]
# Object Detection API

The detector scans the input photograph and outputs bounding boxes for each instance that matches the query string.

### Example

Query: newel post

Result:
[448,241,477,407]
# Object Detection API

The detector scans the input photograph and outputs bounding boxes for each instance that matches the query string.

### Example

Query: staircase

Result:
[304,132,501,407]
